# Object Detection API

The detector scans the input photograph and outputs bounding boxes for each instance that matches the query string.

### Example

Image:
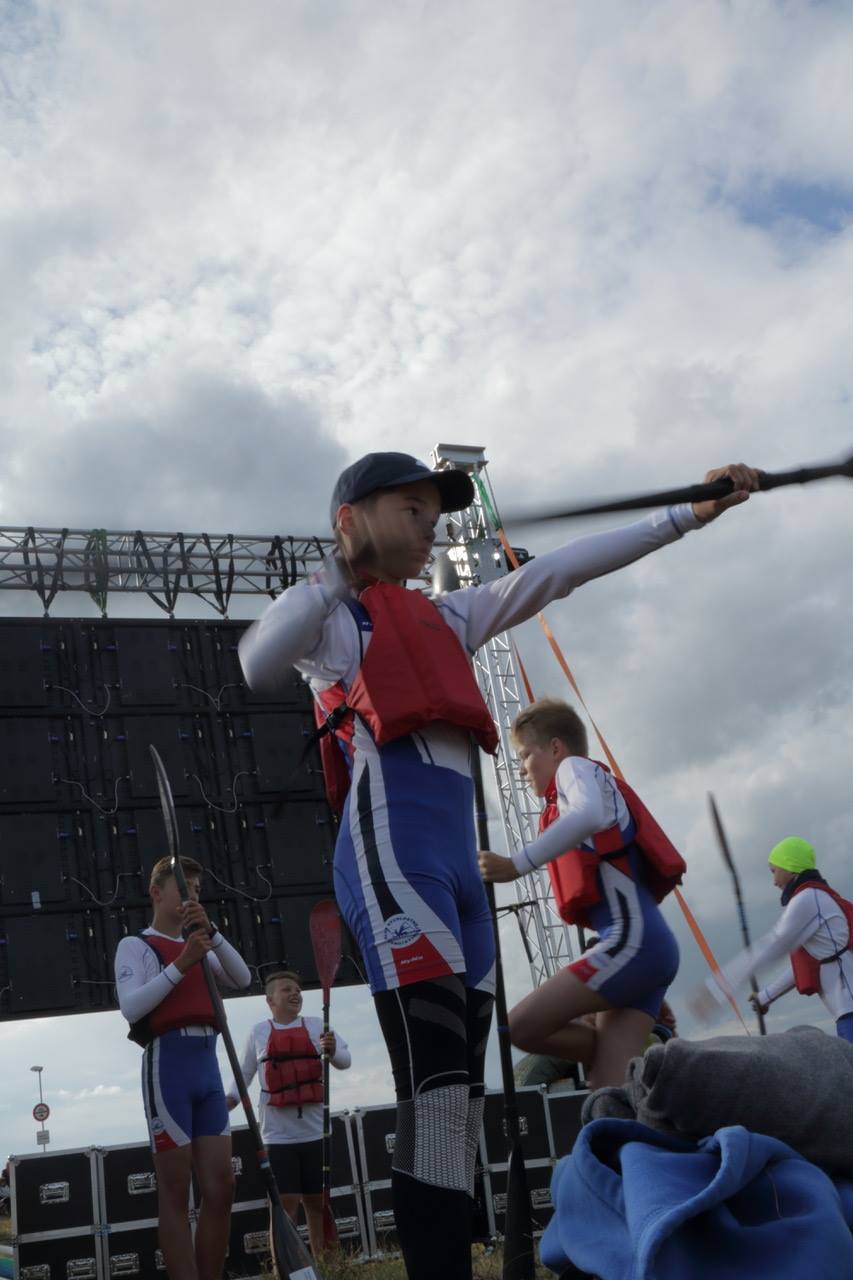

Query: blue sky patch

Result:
[730,178,853,235]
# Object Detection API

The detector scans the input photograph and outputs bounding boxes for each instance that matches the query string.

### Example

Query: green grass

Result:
[0,1215,555,1277]
[276,1245,554,1278]
[249,1244,554,1278]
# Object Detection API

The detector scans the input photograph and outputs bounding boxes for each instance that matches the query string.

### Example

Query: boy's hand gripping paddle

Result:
[309,900,344,1250]
[503,448,853,524]
[149,745,323,1280]
[708,793,766,1036]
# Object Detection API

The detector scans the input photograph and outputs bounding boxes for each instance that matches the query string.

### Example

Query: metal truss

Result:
[431,444,577,987]
[0,526,339,616]
[0,526,443,617]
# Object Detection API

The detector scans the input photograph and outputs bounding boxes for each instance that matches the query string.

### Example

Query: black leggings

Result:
[373,976,494,1280]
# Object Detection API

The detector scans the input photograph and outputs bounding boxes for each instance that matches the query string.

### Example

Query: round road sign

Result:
[33,1103,50,1123]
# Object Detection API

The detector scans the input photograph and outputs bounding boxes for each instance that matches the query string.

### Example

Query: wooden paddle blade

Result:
[501,1143,535,1280]
[269,1195,320,1278]
[322,1195,339,1249]
[309,900,343,999]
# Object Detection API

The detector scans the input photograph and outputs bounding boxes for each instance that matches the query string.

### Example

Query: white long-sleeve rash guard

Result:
[705,886,853,1021]
[511,756,631,876]
[240,504,704,778]
[114,928,252,1026]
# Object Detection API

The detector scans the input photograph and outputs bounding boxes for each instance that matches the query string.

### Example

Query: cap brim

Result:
[378,467,475,513]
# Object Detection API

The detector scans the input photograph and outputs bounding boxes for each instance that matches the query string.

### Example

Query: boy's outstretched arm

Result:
[691,890,823,1022]
[441,463,760,653]
[480,759,613,881]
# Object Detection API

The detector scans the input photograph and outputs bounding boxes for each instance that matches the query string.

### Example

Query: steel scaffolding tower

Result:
[431,443,577,986]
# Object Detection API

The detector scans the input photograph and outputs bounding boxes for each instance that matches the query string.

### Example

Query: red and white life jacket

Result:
[788,880,853,996]
[127,934,217,1046]
[314,582,498,813]
[261,1020,324,1109]
[540,763,686,928]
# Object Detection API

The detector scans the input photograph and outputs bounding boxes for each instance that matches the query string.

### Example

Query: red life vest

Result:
[788,880,853,996]
[261,1020,324,1109]
[540,763,686,928]
[313,582,498,814]
[127,934,217,1046]
[313,696,353,817]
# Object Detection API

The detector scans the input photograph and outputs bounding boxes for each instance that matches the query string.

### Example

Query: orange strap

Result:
[510,637,535,703]
[496,526,749,1032]
[498,529,620,775]
[672,888,749,1033]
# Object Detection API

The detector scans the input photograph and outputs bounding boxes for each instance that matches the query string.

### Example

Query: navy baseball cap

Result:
[330,452,474,527]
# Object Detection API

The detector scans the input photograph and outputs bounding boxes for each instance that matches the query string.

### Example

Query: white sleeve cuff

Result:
[511,847,538,876]
[667,503,704,536]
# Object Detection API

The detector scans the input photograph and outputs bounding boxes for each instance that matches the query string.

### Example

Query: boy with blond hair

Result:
[114,855,251,1280]
[479,697,683,1088]
[226,969,350,1258]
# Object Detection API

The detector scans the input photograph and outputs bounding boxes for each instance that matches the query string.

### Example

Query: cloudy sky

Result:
[2,0,853,1162]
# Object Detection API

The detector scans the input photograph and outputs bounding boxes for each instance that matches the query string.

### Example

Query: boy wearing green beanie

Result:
[697,837,853,1041]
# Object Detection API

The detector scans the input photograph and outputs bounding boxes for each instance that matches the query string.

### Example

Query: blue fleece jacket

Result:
[541,1119,853,1280]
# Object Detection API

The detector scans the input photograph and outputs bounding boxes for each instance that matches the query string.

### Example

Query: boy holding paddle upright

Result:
[239,451,758,1280]
[114,855,251,1280]
[226,970,351,1258]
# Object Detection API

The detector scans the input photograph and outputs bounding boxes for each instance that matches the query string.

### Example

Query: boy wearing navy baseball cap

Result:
[241,450,759,1280]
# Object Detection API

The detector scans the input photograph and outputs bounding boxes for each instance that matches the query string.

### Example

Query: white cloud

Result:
[2,0,853,1156]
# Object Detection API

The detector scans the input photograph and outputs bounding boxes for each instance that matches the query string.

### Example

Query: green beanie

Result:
[768,836,816,874]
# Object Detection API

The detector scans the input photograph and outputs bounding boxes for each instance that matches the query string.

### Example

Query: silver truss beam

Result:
[431,443,577,987]
[0,526,441,617]
[1,525,431,617]
[0,526,341,615]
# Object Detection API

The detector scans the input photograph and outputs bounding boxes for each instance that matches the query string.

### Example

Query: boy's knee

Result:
[158,1176,192,1213]
[508,1008,535,1051]
[203,1169,235,1213]
[215,1165,236,1202]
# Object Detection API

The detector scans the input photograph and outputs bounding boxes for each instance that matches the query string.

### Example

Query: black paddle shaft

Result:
[472,751,535,1280]
[708,794,766,1037]
[321,994,332,1203]
[505,450,853,524]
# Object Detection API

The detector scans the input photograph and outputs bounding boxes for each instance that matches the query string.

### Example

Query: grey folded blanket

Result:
[582,1025,853,1175]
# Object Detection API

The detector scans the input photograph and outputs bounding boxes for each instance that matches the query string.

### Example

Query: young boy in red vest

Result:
[696,837,853,1041]
[226,970,350,1258]
[479,697,685,1089]
[240,451,758,1279]
[114,855,251,1280]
